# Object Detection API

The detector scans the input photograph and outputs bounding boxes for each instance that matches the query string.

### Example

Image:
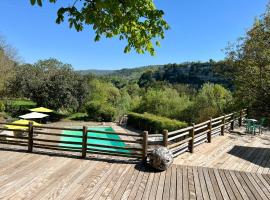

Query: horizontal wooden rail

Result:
[194,120,210,128]
[168,131,189,141]
[33,144,82,153]
[168,137,192,149]
[87,136,141,144]
[34,142,82,150]
[87,148,142,156]
[211,120,222,126]
[162,109,246,158]
[34,131,83,138]
[168,126,193,136]
[0,127,28,132]
[86,143,142,151]
[0,140,28,147]
[33,138,82,145]
[0,135,28,140]
[33,125,82,132]
[194,125,208,132]
[87,129,141,137]
[195,129,210,138]
[212,115,225,121]
[86,150,142,158]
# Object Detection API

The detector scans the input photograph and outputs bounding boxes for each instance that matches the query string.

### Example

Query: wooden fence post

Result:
[230,113,235,130]
[221,115,225,136]
[207,118,212,143]
[162,129,168,147]
[239,110,243,127]
[188,123,195,153]
[82,126,87,159]
[142,131,148,162]
[28,122,34,153]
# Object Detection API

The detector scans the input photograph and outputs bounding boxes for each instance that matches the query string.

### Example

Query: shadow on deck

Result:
[228,145,270,168]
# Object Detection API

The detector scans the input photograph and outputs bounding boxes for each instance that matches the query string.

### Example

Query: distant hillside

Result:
[77,61,232,88]
[138,61,232,88]
[77,65,162,79]
[77,69,115,75]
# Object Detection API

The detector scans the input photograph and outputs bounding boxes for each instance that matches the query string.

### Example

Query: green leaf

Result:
[37,0,42,6]
[30,0,36,5]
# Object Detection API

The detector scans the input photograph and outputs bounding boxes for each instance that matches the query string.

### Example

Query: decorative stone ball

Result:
[149,147,173,171]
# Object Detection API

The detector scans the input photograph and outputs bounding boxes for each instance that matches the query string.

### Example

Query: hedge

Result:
[127,112,188,134]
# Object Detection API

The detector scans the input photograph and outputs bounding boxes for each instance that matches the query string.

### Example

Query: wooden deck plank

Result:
[207,168,224,200]
[110,165,136,200]
[128,165,146,200]
[141,172,154,200]
[249,173,270,199]
[148,172,161,200]
[223,169,245,200]
[162,166,172,200]
[155,170,166,200]
[117,167,139,200]
[192,166,203,200]
[239,172,264,200]
[187,166,196,200]
[64,161,110,199]
[91,164,128,200]
[202,167,217,200]
[234,171,257,200]
[169,165,177,200]
[213,169,230,200]
[197,167,210,200]
[228,170,249,200]
[176,165,183,200]
[1,149,270,200]
[182,165,190,200]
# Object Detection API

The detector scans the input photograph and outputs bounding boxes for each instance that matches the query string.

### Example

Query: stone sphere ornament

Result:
[149,147,173,171]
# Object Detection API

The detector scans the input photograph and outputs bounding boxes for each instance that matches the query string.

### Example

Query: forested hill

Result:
[138,61,232,88]
[79,61,232,88]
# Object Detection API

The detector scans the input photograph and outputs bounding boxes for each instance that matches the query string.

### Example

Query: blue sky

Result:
[0,0,268,70]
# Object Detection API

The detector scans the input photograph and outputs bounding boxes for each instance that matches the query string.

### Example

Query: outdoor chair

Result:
[245,119,258,135]
[257,117,266,134]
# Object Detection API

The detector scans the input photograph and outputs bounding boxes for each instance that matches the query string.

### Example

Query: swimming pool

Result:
[60,126,129,153]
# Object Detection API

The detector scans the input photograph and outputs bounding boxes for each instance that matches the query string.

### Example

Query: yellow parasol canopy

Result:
[5,119,41,130]
[29,107,53,113]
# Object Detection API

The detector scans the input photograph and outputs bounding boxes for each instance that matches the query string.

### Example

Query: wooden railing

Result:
[0,109,247,161]
[0,123,148,161]
[161,109,247,157]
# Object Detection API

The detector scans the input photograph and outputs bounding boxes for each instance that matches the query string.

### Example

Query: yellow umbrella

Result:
[29,107,53,113]
[5,119,41,130]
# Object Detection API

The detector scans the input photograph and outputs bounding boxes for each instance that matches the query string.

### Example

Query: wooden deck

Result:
[174,130,270,174]
[1,150,270,200]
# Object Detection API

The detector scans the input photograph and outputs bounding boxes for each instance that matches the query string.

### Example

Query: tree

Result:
[7,59,88,111]
[137,87,192,120]
[29,0,169,55]
[192,83,233,122]
[226,2,270,118]
[0,35,18,96]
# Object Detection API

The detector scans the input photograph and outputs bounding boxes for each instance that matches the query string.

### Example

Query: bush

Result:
[136,87,192,120]
[3,99,37,117]
[85,101,116,122]
[0,101,5,112]
[127,112,188,134]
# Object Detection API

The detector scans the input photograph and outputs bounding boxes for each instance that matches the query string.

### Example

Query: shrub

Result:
[136,87,192,120]
[127,112,188,134]
[0,101,5,112]
[85,101,116,122]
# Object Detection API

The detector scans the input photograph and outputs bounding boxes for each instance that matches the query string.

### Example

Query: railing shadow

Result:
[227,145,270,168]
[0,146,141,165]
